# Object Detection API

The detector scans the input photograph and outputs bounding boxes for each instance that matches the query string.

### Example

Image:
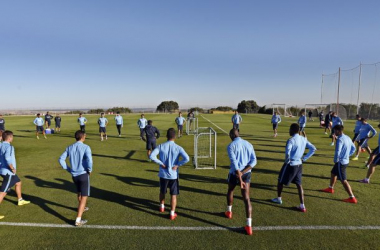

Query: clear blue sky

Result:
[1,0,380,109]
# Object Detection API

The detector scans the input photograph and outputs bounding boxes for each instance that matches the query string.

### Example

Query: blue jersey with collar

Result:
[231,114,242,124]
[298,115,306,127]
[285,134,316,166]
[115,115,123,125]
[227,137,257,174]
[0,142,16,176]
[334,134,356,165]
[78,117,87,126]
[358,123,377,140]
[175,116,186,125]
[34,117,44,126]
[271,115,281,124]
[59,141,93,177]
[98,117,108,127]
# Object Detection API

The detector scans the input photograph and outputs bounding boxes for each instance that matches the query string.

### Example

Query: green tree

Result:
[156,101,179,113]
[237,100,260,113]
[189,107,204,113]
[106,107,132,113]
[87,109,105,114]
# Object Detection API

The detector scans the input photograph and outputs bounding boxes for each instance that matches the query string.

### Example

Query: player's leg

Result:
[42,128,47,139]
[159,178,168,212]
[74,174,90,226]
[169,179,179,220]
[293,165,306,212]
[226,174,236,219]
[240,173,252,235]
[272,163,290,204]
[337,165,357,203]
[360,153,380,183]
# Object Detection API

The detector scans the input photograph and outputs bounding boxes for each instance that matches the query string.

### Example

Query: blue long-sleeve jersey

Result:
[115,115,123,125]
[358,123,377,140]
[232,114,242,124]
[332,116,343,128]
[34,117,44,126]
[334,134,356,165]
[354,120,362,133]
[285,134,316,165]
[298,115,306,127]
[59,142,93,177]
[0,142,16,176]
[271,115,281,124]
[78,117,87,126]
[227,137,257,174]
[150,140,190,180]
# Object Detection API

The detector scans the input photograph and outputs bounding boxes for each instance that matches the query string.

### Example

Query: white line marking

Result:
[1,222,380,231]
[200,115,229,135]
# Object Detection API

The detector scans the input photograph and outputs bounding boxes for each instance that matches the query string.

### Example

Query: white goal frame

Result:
[186,117,198,135]
[193,127,217,169]
[272,104,292,117]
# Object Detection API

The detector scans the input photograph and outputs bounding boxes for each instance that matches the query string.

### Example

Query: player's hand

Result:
[11,168,16,174]
[172,165,178,171]
[240,182,246,190]
[87,171,91,176]
[161,165,166,169]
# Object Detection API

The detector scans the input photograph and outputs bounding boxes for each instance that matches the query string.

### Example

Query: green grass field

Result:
[1,113,380,249]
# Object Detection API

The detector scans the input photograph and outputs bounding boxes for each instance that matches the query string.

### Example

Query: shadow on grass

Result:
[92,152,147,163]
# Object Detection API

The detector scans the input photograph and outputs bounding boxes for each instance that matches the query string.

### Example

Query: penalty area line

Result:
[1,222,380,231]
[200,115,229,135]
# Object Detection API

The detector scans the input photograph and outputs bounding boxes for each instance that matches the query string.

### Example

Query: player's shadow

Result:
[16,130,34,133]
[92,152,147,163]
[254,148,283,154]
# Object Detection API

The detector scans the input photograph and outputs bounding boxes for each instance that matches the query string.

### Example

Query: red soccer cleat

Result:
[225,211,233,219]
[343,197,357,204]
[321,187,334,194]
[245,226,253,235]
[296,207,307,213]
[159,207,165,213]
[170,213,178,220]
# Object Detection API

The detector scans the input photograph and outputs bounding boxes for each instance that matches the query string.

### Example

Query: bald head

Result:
[229,128,239,141]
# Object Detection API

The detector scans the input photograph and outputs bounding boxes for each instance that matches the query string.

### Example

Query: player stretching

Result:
[330,112,343,146]
[352,115,362,143]
[34,113,47,139]
[359,124,380,183]
[59,130,93,226]
[308,110,313,121]
[324,111,332,134]
[45,112,53,129]
[298,111,307,137]
[114,112,123,137]
[0,114,5,132]
[187,111,195,131]
[321,125,357,203]
[78,113,87,133]
[175,112,186,138]
[137,114,147,140]
[352,118,377,161]
[271,123,316,212]
[271,112,281,137]
[231,111,242,132]
[150,128,189,220]
[225,129,257,235]
[143,120,160,160]
[0,131,31,219]
[98,113,108,141]
[55,114,62,133]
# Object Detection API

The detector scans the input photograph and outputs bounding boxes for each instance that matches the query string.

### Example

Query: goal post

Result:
[193,127,217,169]
[186,117,198,135]
[304,103,348,120]
[272,104,293,117]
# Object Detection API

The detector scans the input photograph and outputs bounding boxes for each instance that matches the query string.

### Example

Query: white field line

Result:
[200,115,229,135]
[1,222,380,231]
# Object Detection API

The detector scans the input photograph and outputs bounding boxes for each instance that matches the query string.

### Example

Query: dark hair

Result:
[75,130,85,141]
[378,124,380,128]
[101,112,104,115]
[361,118,367,122]
[2,130,13,141]
[37,113,40,116]
[356,114,360,118]
[290,123,300,135]
[116,112,120,114]
[148,120,153,125]
[79,113,83,115]
[229,128,239,139]
[334,125,344,132]
[166,128,176,140]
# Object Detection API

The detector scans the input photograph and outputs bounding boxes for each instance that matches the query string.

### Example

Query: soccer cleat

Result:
[324,132,327,135]
[359,179,369,184]
[118,135,121,137]
[159,207,165,213]
[343,197,357,204]
[225,211,233,219]
[0,215,4,220]
[271,198,282,204]
[18,199,30,206]
[106,136,108,140]
[321,187,334,194]
[352,157,359,161]
[75,219,88,227]
[84,207,89,212]
[245,226,253,235]
[44,136,47,139]
[296,206,307,213]
[170,213,177,220]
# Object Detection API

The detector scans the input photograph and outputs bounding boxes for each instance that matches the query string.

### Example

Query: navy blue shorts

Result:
[272,123,278,130]
[0,174,20,193]
[325,122,330,128]
[300,126,305,132]
[55,124,61,128]
[99,127,106,133]
[372,146,379,155]
[278,163,302,185]
[373,154,380,166]
[227,172,251,186]
[331,162,348,181]
[358,138,369,148]
[72,173,90,196]
[47,121,51,126]
[146,140,156,150]
[177,125,183,131]
[36,126,44,132]
[160,178,179,195]
[352,133,359,142]
[233,124,240,130]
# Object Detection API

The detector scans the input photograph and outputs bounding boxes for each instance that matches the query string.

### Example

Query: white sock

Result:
[160,204,165,209]
[76,217,81,223]
[227,205,232,212]
[300,203,305,209]
[170,210,175,216]
[18,198,23,201]
[246,218,252,227]
[329,186,333,189]
[350,195,355,198]
[277,197,282,201]
[365,178,370,181]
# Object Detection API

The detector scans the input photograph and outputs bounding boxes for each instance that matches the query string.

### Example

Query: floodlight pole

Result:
[321,74,324,103]
[337,67,341,115]
[356,62,362,114]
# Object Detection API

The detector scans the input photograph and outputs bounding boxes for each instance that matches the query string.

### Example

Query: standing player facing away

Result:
[150,128,189,220]
[143,120,160,160]
[308,110,313,121]
[359,124,380,183]
[114,112,123,137]
[231,110,242,132]
[0,130,31,219]
[0,114,5,132]
[59,130,93,226]
[324,111,332,134]
[330,112,343,146]
[225,129,257,236]
[55,114,62,133]
[34,113,47,139]
[44,112,53,129]
[352,118,377,161]
[187,111,195,131]
[321,125,357,204]
[319,111,324,128]
[137,114,147,140]
[78,113,87,133]
[271,112,281,137]
[271,123,316,212]
[175,112,186,138]
[298,111,307,137]
[98,113,108,141]
[352,114,362,143]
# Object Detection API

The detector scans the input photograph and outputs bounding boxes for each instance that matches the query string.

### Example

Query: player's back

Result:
[227,137,255,172]
[286,135,307,164]
[64,142,92,176]
[145,125,159,140]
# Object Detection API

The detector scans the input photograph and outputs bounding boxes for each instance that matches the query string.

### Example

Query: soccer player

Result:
[58,130,93,227]
[114,112,123,137]
[0,114,5,132]
[187,111,195,131]
[308,110,313,121]
[149,128,189,220]
[225,129,257,236]
[78,113,87,133]
[271,123,316,212]
[352,118,377,161]
[34,113,47,139]
[271,112,281,137]
[318,111,324,128]
[298,111,307,137]
[330,112,343,146]
[0,130,31,219]
[137,114,147,140]
[231,111,242,132]
[324,111,332,134]
[175,112,186,138]
[55,114,62,133]
[143,120,160,160]
[98,113,108,141]
[321,125,357,204]
[359,124,380,183]
[44,112,53,129]
[352,114,362,143]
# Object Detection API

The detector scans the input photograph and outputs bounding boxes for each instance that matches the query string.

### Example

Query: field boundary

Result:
[2,222,380,231]
[200,115,229,135]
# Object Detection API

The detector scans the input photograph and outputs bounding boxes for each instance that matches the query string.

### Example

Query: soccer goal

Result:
[304,104,330,117]
[186,117,198,135]
[272,104,293,117]
[193,127,217,169]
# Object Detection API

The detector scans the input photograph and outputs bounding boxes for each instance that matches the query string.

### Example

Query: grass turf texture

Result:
[1,113,380,249]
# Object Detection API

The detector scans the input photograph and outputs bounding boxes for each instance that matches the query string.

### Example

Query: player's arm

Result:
[278,116,281,123]
[349,141,356,157]
[58,149,71,173]
[173,147,190,170]
[84,146,93,174]
[105,119,109,126]
[285,140,292,163]
[5,146,16,174]
[156,128,160,139]
[334,139,342,163]
[303,141,317,162]
[369,126,377,138]
[150,147,165,167]
[33,118,37,125]
[242,146,257,174]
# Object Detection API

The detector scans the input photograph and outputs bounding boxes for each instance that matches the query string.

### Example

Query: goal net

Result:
[272,104,293,117]
[186,117,198,135]
[304,104,347,120]
[193,127,217,169]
